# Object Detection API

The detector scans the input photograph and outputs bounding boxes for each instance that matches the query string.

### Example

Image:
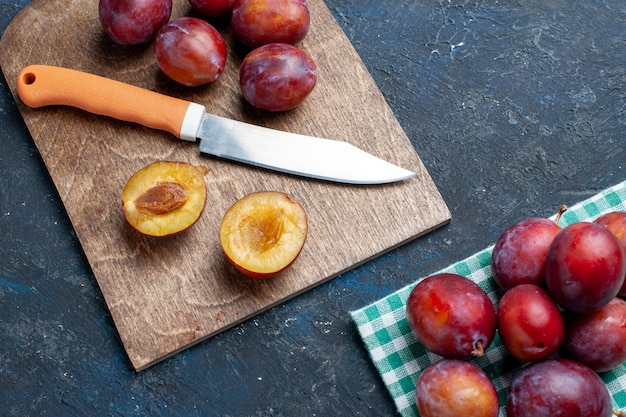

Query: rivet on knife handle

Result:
[16,64,202,141]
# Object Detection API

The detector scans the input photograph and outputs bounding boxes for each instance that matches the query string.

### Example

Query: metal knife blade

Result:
[16,65,415,184]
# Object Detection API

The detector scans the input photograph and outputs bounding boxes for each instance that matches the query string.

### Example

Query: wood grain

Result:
[0,0,450,371]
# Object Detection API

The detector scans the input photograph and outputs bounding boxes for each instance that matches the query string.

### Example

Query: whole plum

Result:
[416,359,499,417]
[496,284,565,362]
[231,0,310,48]
[239,43,317,112]
[595,211,626,245]
[491,217,562,290]
[154,17,228,87]
[545,221,626,313]
[506,358,613,417]
[595,211,626,296]
[188,0,236,18]
[562,297,626,372]
[99,0,172,45]
[405,273,496,358]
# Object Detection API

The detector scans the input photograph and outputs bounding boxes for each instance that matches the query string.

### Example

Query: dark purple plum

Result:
[506,358,613,417]
[562,297,626,372]
[154,17,227,87]
[545,221,626,313]
[406,273,496,358]
[491,217,561,290]
[239,43,316,112]
[596,211,626,246]
[496,284,565,362]
[231,0,310,48]
[189,0,236,18]
[99,0,172,45]
[416,359,499,417]
[595,211,626,296]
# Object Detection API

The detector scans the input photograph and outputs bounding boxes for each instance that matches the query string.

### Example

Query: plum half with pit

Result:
[545,221,626,313]
[506,358,613,417]
[239,43,317,112]
[405,273,496,358]
[122,161,209,237]
[99,0,172,45]
[416,359,499,417]
[219,191,308,278]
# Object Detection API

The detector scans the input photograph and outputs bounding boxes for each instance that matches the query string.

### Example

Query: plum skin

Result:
[154,17,228,87]
[496,284,565,362]
[545,221,626,313]
[491,217,561,290]
[99,0,172,46]
[506,358,613,417]
[595,211,626,246]
[188,0,236,18]
[595,211,626,296]
[416,359,499,417]
[239,43,317,112]
[562,297,626,372]
[405,273,496,358]
[230,0,310,48]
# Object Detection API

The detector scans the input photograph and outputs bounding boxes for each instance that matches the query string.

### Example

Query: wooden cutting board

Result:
[0,0,450,371]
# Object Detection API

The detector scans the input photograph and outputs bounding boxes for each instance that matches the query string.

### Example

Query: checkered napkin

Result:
[351,180,626,417]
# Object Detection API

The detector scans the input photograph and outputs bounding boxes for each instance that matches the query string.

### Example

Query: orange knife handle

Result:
[16,64,202,140]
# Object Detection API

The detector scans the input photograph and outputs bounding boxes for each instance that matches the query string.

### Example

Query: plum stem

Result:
[471,340,485,358]
[613,410,626,417]
[554,204,568,224]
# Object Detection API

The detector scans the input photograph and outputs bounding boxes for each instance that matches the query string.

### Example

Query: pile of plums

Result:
[98,0,317,111]
[406,209,626,417]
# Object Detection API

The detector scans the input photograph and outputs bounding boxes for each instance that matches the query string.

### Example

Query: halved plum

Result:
[219,191,307,278]
[122,161,209,237]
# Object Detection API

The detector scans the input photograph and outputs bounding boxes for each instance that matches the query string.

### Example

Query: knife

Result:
[16,65,415,184]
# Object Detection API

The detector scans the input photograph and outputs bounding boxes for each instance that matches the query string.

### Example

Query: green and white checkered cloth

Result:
[351,180,626,417]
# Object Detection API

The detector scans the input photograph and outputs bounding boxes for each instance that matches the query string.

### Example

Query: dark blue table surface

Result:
[1,1,625,415]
